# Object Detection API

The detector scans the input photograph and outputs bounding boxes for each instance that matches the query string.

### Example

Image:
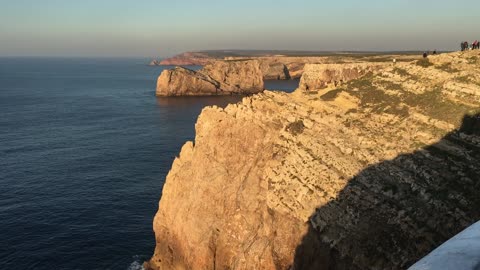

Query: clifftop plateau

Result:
[147,50,480,270]
[156,52,215,66]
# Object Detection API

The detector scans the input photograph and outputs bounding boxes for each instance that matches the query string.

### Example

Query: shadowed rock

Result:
[261,62,291,80]
[293,113,480,269]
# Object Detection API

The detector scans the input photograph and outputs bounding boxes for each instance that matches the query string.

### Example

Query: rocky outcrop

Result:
[299,63,387,90]
[260,62,291,80]
[147,51,480,269]
[158,52,216,66]
[225,54,419,80]
[156,67,219,96]
[156,60,264,96]
[149,59,161,66]
[285,62,307,79]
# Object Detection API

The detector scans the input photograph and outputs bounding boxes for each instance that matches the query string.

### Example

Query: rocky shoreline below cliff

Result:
[147,50,480,270]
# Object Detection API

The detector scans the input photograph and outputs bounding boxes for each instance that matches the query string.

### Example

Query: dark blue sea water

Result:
[0,58,297,270]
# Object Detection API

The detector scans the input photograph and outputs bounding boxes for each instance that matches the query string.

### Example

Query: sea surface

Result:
[0,58,298,270]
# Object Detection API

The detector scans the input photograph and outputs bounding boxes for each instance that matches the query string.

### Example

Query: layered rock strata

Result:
[299,63,387,90]
[156,60,264,96]
[147,51,480,269]
[226,54,419,80]
[260,62,291,80]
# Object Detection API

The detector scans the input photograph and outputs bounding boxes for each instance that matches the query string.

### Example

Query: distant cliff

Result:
[156,60,264,96]
[154,52,216,66]
[155,51,419,80]
[147,51,480,269]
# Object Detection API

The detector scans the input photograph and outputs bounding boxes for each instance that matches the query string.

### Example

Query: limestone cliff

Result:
[156,60,264,96]
[156,67,219,96]
[260,62,291,80]
[147,51,480,269]
[226,54,419,80]
[299,63,387,90]
[158,52,215,66]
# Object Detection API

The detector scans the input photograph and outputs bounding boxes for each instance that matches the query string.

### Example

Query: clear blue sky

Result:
[1,0,479,57]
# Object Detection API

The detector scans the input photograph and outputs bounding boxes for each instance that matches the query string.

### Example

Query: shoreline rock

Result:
[156,60,264,96]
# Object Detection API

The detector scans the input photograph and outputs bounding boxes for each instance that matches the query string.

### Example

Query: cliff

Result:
[156,60,264,96]
[260,62,291,80]
[158,52,216,66]
[226,54,419,80]
[299,63,387,90]
[147,51,480,269]
[157,51,419,80]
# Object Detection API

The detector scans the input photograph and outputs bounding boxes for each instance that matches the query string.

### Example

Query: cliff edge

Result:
[158,52,215,66]
[147,51,480,269]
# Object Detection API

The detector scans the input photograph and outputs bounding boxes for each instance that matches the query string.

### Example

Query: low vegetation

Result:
[286,120,305,135]
[416,58,433,68]
[436,63,460,73]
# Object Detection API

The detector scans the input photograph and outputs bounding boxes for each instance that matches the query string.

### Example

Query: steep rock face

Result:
[260,62,291,80]
[156,67,219,96]
[225,54,419,80]
[201,60,264,93]
[299,63,387,90]
[285,62,307,79]
[156,60,264,96]
[147,51,480,269]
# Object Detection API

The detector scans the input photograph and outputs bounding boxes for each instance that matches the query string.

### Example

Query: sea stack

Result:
[156,60,264,96]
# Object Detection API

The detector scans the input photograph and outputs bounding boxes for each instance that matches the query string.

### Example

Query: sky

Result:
[0,0,479,57]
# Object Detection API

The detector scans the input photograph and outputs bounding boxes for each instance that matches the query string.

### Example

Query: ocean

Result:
[0,58,298,270]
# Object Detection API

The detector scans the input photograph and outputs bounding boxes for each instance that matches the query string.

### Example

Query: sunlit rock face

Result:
[147,51,480,270]
[156,60,264,96]
[159,52,215,66]
[299,63,387,90]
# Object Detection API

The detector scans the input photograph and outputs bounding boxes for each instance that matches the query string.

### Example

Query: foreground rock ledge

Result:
[146,51,480,270]
[156,60,264,96]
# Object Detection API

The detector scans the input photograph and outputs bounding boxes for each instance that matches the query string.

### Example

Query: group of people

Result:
[461,40,479,51]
